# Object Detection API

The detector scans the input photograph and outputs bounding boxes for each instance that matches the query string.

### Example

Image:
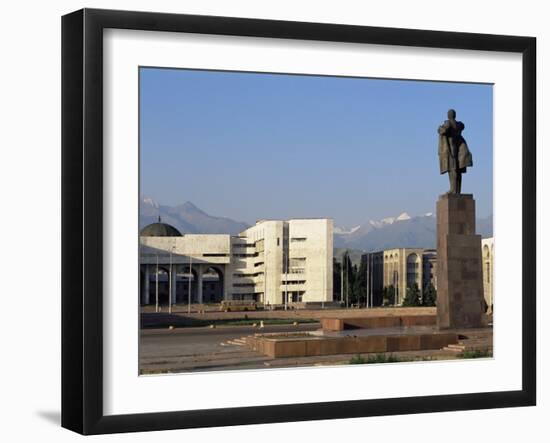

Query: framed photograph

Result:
[61,8,536,435]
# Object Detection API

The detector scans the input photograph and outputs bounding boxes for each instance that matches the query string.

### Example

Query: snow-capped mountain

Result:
[142,197,159,209]
[141,198,493,252]
[333,225,361,235]
[334,211,492,252]
[368,212,411,228]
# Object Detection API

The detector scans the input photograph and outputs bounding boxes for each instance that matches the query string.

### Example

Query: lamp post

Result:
[370,255,374,308]
[340,258,344,303]
[394,270,398,306]
[367,254,372,309]
[286,248,291,310]
[321,255,325,309]
[187,255,193,314]
[168,246,174,314]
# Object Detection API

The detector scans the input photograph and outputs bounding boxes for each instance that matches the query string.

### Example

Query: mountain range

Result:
[140,197,493,251]
[140,197,249,235]
[334,211,493,252]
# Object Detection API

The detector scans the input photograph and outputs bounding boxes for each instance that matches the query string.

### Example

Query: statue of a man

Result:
[438,109,473,194]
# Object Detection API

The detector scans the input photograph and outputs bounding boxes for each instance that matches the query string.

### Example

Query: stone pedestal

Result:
[436,194,485,329]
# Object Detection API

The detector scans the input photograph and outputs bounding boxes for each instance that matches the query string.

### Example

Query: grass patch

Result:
[261,333,313,340]
[222,318,317,326]
[459,349,492,359]
[139,369,170,375]
[349,353,400,364]
[349,355,367,364]
[141,315,318,329]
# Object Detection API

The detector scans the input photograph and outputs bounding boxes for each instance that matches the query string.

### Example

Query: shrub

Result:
[460,350,492,359]
[349,354,366,364]
[349,353,400,364]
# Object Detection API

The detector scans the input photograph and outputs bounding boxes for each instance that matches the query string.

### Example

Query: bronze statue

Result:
[438,109,473,194]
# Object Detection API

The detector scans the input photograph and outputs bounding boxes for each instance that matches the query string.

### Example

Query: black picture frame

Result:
[62,8,536,435]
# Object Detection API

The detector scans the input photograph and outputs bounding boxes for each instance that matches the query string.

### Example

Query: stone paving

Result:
[139,321,492,374]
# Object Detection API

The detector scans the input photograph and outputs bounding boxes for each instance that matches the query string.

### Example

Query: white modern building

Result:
[139,218,333,306]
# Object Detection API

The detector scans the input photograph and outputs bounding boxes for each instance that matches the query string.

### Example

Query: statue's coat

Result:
[438,120,473,174]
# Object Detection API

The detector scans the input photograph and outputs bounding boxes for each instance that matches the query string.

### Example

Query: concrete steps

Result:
[222,337,249,347]
[442,337,493,353]
[443,344,466,352]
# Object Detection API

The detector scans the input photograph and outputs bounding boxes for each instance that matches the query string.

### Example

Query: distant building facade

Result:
[139,218,333,306]
[362,240,493,310]
[361,248,437,306]
[481,237,494,311]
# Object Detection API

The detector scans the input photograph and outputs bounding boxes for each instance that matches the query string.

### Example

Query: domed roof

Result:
[140,217,182,237]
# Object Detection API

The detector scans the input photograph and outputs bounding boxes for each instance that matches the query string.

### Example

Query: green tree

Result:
[403,283,421,306]
[355,259,369,307]
[422,282,437,306]
[341,252,357,307]
[333,258,342,302]
[383,285,396,306]
[348,263,359,306]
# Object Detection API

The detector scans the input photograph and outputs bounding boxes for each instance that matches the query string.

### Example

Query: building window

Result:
[233,272,264,278]
[406,253,420,286]
[290,237,307,242]
[289,257,306,267]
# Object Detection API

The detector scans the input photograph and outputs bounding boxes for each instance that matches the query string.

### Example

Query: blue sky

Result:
[140,68,493,227]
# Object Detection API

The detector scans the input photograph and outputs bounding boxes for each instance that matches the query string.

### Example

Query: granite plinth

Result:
[321,315,436,331]
[245,326,458,358]
[436,194,485,329]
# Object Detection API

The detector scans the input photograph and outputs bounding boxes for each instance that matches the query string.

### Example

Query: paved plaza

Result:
[139,308,492,374]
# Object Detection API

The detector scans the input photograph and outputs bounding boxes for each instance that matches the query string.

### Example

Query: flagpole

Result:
[155,254,159,313]
[346,256,349,308]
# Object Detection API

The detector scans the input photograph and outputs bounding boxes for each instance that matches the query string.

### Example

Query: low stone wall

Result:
[246,331,458,359]
[321,315,437,331]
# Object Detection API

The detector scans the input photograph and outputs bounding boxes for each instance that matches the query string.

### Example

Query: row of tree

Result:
[400,282,437,307]
[333,255,364,306]
[333,254,437,307]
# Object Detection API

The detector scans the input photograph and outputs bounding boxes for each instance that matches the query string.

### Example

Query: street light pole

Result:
[340,258,344,303]
[321,255,325,309]
[285,265,288,311]
[370,256,373,308]
[168,247,173,314]
[187,255,193,314]
[367,254,371,308]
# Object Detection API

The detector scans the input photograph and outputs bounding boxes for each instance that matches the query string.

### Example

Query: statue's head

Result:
[447,109,456,119]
